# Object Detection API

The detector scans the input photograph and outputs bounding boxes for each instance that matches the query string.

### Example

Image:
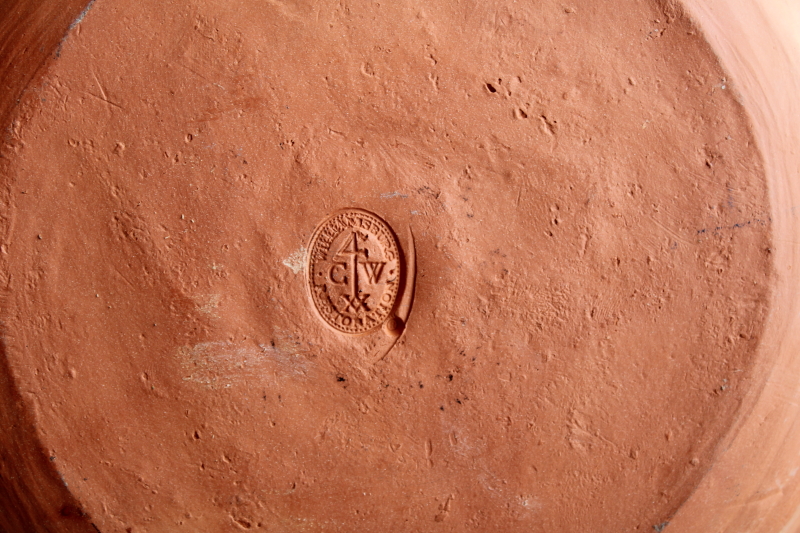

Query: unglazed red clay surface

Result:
[0,0,798,532]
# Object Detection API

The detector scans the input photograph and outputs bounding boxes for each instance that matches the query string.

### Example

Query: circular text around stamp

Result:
[307,209,401,335]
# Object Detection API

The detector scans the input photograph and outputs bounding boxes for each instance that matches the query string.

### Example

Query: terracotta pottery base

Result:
[1,0,798,532]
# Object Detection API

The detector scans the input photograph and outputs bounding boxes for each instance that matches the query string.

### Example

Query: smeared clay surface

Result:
[0,0,777,531]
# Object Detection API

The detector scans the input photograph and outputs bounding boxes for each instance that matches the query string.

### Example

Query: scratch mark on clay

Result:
[283,246,307,274]
[175,62,211,81]
[86,91,123,109]
[175,62,226,90]
[111,266,136,289]
[651,216,690,247]
[88,72,123,109]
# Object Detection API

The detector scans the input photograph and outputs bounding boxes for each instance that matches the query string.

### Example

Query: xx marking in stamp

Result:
[307,209,402,335]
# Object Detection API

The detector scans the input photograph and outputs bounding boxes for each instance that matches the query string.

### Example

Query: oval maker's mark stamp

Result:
[307,209,401,335]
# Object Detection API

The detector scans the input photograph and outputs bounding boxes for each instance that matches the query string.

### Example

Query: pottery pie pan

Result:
[1,0,799,531]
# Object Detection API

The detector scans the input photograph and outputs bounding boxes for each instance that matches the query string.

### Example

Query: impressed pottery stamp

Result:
[307,209,401,335]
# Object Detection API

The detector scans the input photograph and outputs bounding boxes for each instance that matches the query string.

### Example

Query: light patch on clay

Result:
[282,245,307,274]
[179,338,311,389]
[519,496,543,511]
[380,191,408,199]
[193,294,221,316]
